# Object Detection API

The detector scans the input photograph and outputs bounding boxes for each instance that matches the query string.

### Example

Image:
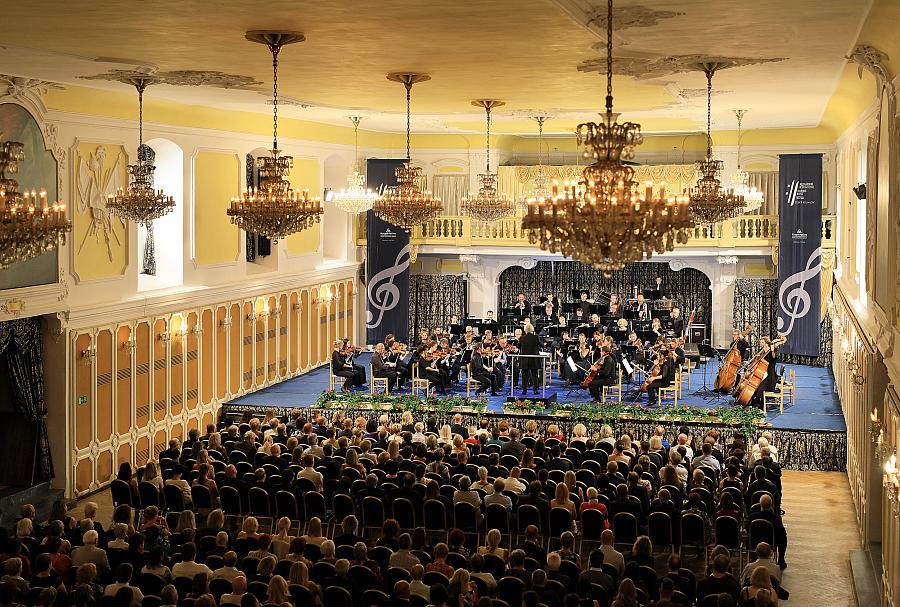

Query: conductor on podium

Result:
[518,323,541,395]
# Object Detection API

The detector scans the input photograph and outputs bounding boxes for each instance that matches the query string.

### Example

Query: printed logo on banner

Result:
[785,179,818,207]
[366,244,411,329]
[791,229,807,243]
[777,246,822,338]
[380,227,397,241]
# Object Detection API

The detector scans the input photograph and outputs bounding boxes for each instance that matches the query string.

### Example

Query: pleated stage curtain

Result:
[408,275,467,343]
[431,174,469,215]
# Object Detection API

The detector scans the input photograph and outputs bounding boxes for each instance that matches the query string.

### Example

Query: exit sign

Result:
[78,395,89,406]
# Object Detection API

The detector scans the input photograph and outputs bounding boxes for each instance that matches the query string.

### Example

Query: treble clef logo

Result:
[366,244,411,329]
[777,246,822,337]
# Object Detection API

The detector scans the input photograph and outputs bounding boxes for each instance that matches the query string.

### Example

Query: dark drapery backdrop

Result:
[365,159,410,344]
[733,277,832,367]
[408,275,467,343]
[498,261,712,331]
[0,317,52,483]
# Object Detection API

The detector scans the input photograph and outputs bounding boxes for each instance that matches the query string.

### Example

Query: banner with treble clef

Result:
[365,159,410,345]
[777,153,823,357]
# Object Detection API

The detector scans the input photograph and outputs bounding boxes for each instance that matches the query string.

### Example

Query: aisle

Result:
[779,470,860,605]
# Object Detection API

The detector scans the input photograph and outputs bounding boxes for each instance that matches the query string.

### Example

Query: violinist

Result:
[673,337,686,368]
[608,293,622,318]
[554,328,574,362]
[417,345,448,395]
[563,332,593,385]
[438,338,458,385]
[572,307,587,326]
[447,314,460,334]
[371,343,399,392]
[384,335,409,385]
[471,344,499,396]
[499,334,519,387]
[331,340,363,393]
[492,343,508,390]
[586,346,617,403]
[482,329,495,348]
[556,312,568,328]
[540,303,556,325]
[627,331,647,367]
[645,348,674,406]
[417,328,431,347]
[341,338,367,385]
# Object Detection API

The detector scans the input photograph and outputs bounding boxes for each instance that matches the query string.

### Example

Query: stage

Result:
[224,353,847,472]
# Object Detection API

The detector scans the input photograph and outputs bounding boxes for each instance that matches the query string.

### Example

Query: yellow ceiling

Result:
[0,0,878,135]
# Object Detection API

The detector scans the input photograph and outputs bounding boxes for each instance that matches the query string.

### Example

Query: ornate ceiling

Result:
[0,0,872,135]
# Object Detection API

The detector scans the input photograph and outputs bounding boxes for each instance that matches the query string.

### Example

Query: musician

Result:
[556,312,568,328]
[492,343,508,390]
[651,275,666,299]
[471,344,499,396]
[447,315,461,334]
[578,291,592,317]
[669,306,685,337]
[563,332,593,385]
[589,313,602,328]
[513,293,529,317]
[371,343,399,392]
[482,329,495,348]
[342,338,367,385]
[645,349,674,406]
[540,303,556,325]
[615,318,629,333]
[383,335,409,385]
[554,328,573,360]
[673,338,686,368]
[541,291,559,308]
[511,327,523,346]
[518,323,542,395]
[755,336,779,398]
[608,293,622,318]
[572,307,587,326]
[635,293,651,320]
[331,340,363,393]
[586,346,617,403]
[417,346,448,395]
[484,310,495,323]
[731,329,751,361]
[417,328,431,347]
[627,331,648,366]
[651,317,663,337]
[499,334,520,387]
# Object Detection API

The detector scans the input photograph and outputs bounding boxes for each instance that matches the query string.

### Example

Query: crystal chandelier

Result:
[227,31,322,243]
[729,109,764,213]
[460,100,516,223]
[687,63,745,225]
[329,116,379,214]
[523,0,692,275]
[517,115,551,213]
[372,73,442,230]
[106,77,176,226]
[0,139,71,268]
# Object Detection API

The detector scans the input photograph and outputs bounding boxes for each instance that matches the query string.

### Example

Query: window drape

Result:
[431,174,469,215]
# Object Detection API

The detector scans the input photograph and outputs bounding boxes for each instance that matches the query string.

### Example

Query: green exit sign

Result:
[78,395,89,406]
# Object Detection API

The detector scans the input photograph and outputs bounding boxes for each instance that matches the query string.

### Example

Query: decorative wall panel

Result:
[65,278,355,497]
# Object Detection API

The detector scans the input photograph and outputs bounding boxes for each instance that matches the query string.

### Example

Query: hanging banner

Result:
[777,153,822,357]
[365,159,410,344]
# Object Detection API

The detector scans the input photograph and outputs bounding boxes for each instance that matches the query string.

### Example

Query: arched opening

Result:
[137,138,183,291]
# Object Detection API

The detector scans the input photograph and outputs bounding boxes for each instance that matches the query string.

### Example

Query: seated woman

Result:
[741,567,779,607]
[477,529,507,561]
[579,487,609,530]
[448,528,471,559]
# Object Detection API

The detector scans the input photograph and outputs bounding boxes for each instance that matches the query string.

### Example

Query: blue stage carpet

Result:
[227,353,845,432]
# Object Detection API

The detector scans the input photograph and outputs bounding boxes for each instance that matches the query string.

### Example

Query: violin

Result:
[391,341,408,354]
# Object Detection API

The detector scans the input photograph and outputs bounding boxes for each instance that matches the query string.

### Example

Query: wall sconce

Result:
[220,316,232,329]
[193,324,203,336]
[121,339,136,351]
[80,346,97,359]
[292,303,302,312]
[872,409,884,444]
[272,305,282,318]
[883,453,900,518]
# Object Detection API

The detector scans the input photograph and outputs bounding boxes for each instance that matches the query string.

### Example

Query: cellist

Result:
[645,347,674,406]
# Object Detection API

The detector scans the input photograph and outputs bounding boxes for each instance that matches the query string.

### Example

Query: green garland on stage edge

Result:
[314,391,766,436]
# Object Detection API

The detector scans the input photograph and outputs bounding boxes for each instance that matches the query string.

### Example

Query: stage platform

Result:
[227,352,846,432]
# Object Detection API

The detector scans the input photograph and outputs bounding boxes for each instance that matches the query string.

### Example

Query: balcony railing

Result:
[386,214,836,250]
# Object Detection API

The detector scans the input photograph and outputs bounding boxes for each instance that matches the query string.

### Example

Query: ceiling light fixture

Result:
[372,73,442,230]
[0,139,71,268]
[729,109,764,213]
[518,114,551,213]
[106,77,176,226]
[330,116,379,214]
[227,31,322,243]
[460,99,516,223]
[523,0,691,275]
[687,63,745,224]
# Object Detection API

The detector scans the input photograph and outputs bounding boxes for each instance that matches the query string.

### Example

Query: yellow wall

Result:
[193,151,240,265]
[72,142,129,281]
[285,158,321,255]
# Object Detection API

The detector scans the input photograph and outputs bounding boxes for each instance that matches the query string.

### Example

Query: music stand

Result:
[692,341,724,400]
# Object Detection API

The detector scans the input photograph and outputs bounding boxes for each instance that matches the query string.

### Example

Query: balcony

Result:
[359,213,837,251]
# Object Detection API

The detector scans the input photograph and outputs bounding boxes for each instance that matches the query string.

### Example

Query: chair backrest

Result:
[454,501,479,532]
[423,499,447,530]
[485,503,510,533]
[363,588,390,607]
[749,518,775,548]
[248,486,271,516]
[162,484,185,511]
[588,583,609,607]
[288,584,315,607]
[219,485,242,515]
[548,507,573,537]
[392,497,417,529]
[611,511,638,544]
[423,571,450,587]
[446,551,469,570]
[191,484,213,509]
[497,576,525,607]
[110,479,133,507]
[558,559,581,582]
[136,572,165,597]
[580,508,606,541]
[138,481,162,509]
[482,553,506,579]
[516,504,541,532]
[387,566,413,585]
[275,490,299,520]
[304,491,327,519]
[209,578,233,602]
[714,515,741,549]
[362,495,386,528]
[680,512,707,545]
[648,511,673,545]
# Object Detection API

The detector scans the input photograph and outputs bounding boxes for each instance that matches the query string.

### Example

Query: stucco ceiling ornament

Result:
[846,45,892,86]
[517,257,538,270]
[667,259,686,272]
[577,55,785,81]
[82,68,263,90]
[0,74,64,107]
[74,144,127,261]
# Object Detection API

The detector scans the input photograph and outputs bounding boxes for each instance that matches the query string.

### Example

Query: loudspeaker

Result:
[853,183,867,200]
[688,324,706,344]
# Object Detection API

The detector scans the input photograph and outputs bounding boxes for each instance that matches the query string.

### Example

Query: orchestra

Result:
[331,274,790,415]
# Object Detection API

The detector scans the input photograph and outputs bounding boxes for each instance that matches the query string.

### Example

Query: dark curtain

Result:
[139,144,157,275]
[498,261,712,332]
[733,278,832,367]
[408,275,467,343]
[0,318,52,482]
[244,153,271,262]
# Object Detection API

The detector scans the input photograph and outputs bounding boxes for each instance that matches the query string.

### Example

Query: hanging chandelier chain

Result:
[485,105,491,171]
[734,109,745,168]
[537,115,545,165]
[705,66,714,155]
[137,84,144,148]
[405,82,412,161]
[270,41,282,151]
[605,0,613,113]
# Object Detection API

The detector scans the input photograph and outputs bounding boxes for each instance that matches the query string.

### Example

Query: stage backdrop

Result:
[499,261,712,333]
[409,275,467,343]
[777,154,823,357]
[365,159,410,344]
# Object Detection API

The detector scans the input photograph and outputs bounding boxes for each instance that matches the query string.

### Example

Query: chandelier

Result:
[729,109,764,213]
[523,0,692,275]
[517,115,551,213]
[687,63,745,225]
[460,100,515,223]
[372,73,442,230]
[227,31,322,243]
[106,77,176,226]
[329,116,379,214]
[0,139,71,268]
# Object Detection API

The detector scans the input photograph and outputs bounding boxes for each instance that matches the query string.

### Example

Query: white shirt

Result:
[171,561,213,579]
[104,583,144,605]
[600,545,625,577]
[211,566,242,581]
[220,592,246,606]
[504,477,526,495]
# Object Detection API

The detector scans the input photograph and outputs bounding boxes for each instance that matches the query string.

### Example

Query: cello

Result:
[733,336,786,406]
[713,323,753,392]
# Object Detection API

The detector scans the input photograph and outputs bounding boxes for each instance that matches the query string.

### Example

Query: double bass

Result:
[713,323,753,392]
[733,336,786,406]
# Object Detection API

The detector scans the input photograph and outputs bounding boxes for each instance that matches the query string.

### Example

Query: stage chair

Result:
[677,368,691,398]
[465,363,479,398]
[411,364,433,398]
[328,371,345,392]
[370,365,389,395]
[782,368,796,403]
[762,389,785,415]
[602,367,623,404]
[659,383,678,406]
[682,360,696,389]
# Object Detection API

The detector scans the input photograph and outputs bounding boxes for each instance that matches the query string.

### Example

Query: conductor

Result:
[518,323,541,395]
